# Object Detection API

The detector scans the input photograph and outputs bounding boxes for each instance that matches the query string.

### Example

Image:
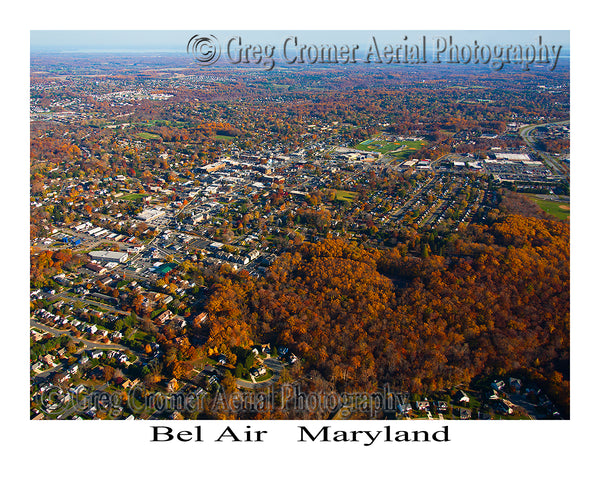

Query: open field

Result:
[527,195,570,220]
[120,193,147,201]
[137,131,162,140]
[213,134,236,141]
[333,189,358,202]
[355,137,426,160]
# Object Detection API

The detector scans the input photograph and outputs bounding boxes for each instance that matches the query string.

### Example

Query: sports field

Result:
[355,137,426,160]
[137,131,162,140]
[527,196,570,221]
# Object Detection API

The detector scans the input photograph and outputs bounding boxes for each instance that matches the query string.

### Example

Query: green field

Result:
[214,134,235,141]
[333,190,358,202]
[528,196,570,220]
[354,137,427,160]
[137,131,162,140]
[120,193,147,202]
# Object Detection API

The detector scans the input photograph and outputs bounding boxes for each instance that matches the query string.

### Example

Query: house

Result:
[69,384,86,395]
[30,330,44,342]
[277,346,289,356]
[193,387,207,398]
[216,354,228,365]
[415,401,430,411]
[110,331,123,341]
[459,408,472,420]
[170,317,187,329]
[435,401,448,412]
[397,403,412,415]
[155,309,173,325]
[121,378,140,390]
[491,379,506,391]
[42,354,56,367]
[455,390,470,404]
[509,377,523,393]
[167,378,179,393]
[90,350,104,359]
[31,361,44,373]
[84,406,97,419]
[38,383,52,393]
[495,399,514,415]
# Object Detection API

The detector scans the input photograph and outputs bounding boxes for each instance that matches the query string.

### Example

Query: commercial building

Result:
[136,208,165,222]
[88,250,129,263]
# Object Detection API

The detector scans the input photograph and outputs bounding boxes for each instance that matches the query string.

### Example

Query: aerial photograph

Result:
[29,30,570,422]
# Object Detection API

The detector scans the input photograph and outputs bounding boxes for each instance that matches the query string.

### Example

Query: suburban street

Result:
[31,320,130,351]
[236,357,285,389]
[49,292,130,315]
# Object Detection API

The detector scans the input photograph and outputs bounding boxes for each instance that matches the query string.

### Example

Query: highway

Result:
[519,120,569,179]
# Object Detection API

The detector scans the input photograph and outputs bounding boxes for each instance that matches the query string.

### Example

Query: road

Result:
[30,320,140,388]
[31,320,130,352]
[50,292,130,315]
[236,357,285,390]
[505,392,538,419]
[519,120,569,179]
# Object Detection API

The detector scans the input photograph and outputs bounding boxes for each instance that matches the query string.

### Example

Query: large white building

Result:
[494,152,531,161]
[88,250,129,263]
[136,208,165,222]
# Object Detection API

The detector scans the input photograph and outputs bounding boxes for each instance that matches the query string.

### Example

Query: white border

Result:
[6,1,597,477]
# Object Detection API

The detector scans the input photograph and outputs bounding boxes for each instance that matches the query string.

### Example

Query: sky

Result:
[30,30,569,54]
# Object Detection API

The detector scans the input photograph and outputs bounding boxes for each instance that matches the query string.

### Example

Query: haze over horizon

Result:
[31,30,570,54]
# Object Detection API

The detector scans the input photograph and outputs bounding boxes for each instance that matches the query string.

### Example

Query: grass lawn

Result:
[213,134,235,141]
[132,330,152,344]
[254,370,274,382]
[120,193,147,202]
[137,131,162,141]
[527,196,570,220]
[333,189,358,202]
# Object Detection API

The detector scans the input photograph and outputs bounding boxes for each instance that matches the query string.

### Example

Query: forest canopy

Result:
[205,212,569,413]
